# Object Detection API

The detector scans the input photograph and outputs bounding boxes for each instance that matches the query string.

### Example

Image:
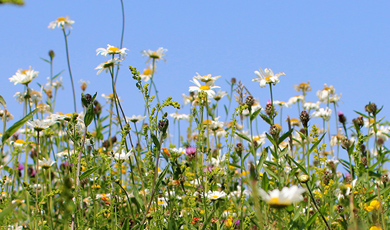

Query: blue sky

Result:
[1,1,390,139]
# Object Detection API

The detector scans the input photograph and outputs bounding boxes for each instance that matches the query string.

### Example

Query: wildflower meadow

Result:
[1,1,390,230]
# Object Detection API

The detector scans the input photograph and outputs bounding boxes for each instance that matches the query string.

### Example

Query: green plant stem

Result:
[62,28,77,113]
[305,183,331,230]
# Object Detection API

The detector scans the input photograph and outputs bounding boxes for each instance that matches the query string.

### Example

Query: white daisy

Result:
[48,16,75,30]
[142,47,167,63]
[96,44,128,57]
[193,73,221,83]
[287,95,304,106]
[206,190,227,200]
[9,67,39,85]
[112,149,133,161]
[95,58,123,75]
[311,107,332,121]
[126,115,145,123]
[169,113,190,121]
[27,118,56,131]
[189,78,220,98]
[38,158,56,169]
[252,67,286,88]
[139,64,154,82]
[213,90,228,101]
[303,101,320,111]
[259,185,305,207]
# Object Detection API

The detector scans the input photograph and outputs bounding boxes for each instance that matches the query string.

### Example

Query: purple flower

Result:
[186,146,197,159]
[234,220,240,226]
[14,164,24,171]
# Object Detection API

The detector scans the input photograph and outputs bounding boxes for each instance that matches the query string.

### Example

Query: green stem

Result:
[62,28,77,113]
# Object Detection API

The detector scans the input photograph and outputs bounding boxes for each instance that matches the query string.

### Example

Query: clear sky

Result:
[1,1,390,139]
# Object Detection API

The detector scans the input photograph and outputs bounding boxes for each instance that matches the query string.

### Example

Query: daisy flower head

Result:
[303,101,320,111]
[259,185,305,208]
[193,73,221,83]
[96,44,128,57]
[126,115,145,123]
[311,107,332,121]
[27,118,56,131]
[317,84,335,102]
[9,67,39,85]
[189,78,220,98]
[252,67,286,88]
[213,90,228,101]
[139,64,154,82]
[48,16,74,30]
[112,149,133,161]
[142,47,167,63]
[287,95,304,106]
[38,158,56,169]
[293,81,311,93]
[169,112,190,121]
[206,190,227,200]
[95,57,123,75]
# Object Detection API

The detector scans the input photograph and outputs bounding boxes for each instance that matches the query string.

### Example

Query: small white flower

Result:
[189,78,220,98]
[193,73,221,83]
[169,113,190,121]
[112,149,133,161]
[27,118,56,131]
[56,150,75,158]
[273,100,290,108]
[311,107,332,121]
[126,115,145,123]
[139,64,154,82]
[38,158,56,169]
[317,84,335,102]
[213,90,228,101]
[287,95,304,106]
[259,185,305,207]
[206,190,227,200]
[95,58,123,75]
[9,67,39,85]
[142,47,167,63]
[252,68,286,88]
[96,44,128,57]
[0,110,13,121]
[48,16,75,30]
[303,101,320,111]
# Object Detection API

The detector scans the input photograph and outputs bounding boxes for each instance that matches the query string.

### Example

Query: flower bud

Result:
[49,50,55,60]
[300,111,310,128]
[365,102,377,114]
[352,116,364,129]
[265,103,274,117]
[338,111,346,124]
[230,78,236,84]
[269,124,282,137]
[245,95,255,107]
[299,174,310,183]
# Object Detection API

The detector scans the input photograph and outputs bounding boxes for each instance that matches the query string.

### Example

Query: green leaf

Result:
[84,103,94,127]
[40,57,50,63]
[261,172,269,190]
[308,134,325,155]
[235,132,251,142]
[151,133,160,150]
[250,109,261,122]
[2,109,37,144]
[0,0,24,5]
[0,203,17,219]
[0,95,6,109]
[286,155,308,175]
[278,128,294,144]
[80,166,99,180]
[305,211,319,228]
[52,70,65,80]
[154,164,169,191]
[259,113,272,126]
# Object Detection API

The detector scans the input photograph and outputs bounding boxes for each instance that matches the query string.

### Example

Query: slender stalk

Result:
[62,28,77,113]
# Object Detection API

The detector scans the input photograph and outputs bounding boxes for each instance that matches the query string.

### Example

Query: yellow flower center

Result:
[15,139,25,144]
[212,195,219,199]
[57,17,66,22]
[269,197,280,204]
[200,85,210,90]
[265,76,272,81]
[108,47,120,53]
[22,70,28,75]
[143,68,153,75]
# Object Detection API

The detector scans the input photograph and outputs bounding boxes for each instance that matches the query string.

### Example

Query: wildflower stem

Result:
[62,28,77,113]
[114,0,125,84]
[304,183,331,230]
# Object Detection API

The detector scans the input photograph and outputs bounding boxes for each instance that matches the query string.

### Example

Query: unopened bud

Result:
[49,50,55,60]
[338,111,346,124]
[245,95,255,107]
[365,102,377,114]
[299,174,309,183]
[300,111,310,128]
